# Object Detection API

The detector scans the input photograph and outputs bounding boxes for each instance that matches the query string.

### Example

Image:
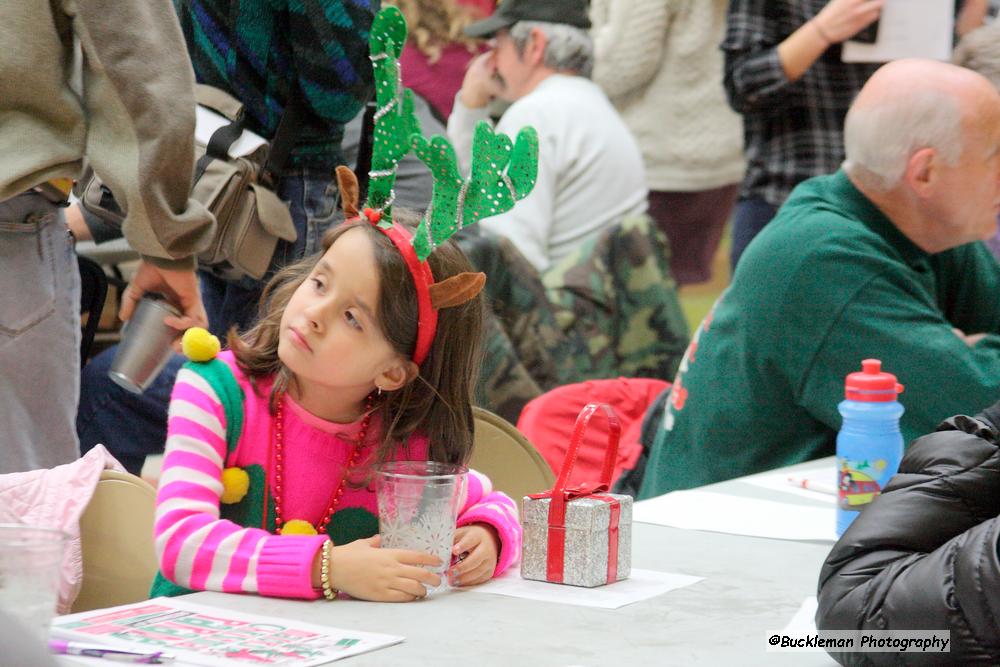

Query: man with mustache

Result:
[447,0,647,273]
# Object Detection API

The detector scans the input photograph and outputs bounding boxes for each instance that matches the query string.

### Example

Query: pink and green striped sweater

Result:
[154,350,521,599]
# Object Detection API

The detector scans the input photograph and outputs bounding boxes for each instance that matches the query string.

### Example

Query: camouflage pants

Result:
[463,215,690,424]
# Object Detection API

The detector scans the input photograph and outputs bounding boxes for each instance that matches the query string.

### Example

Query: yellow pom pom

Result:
[280,519,318,536]
[182,327,221,362]
[219,467,250,504]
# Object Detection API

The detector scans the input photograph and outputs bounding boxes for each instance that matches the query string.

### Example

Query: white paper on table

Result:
[195,106,268,158]
[782,596,819,637]
[464,567,703,609]
[633,490,838,542]
[51,597,403,666]
[841,0,953,63]
[741,464,838,504]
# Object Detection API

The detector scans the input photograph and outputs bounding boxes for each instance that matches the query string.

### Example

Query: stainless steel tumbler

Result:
[108,296,181,394]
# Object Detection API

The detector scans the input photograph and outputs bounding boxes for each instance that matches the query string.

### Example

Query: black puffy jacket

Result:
[816,404,1000,665]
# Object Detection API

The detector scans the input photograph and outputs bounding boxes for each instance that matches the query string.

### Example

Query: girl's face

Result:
[278,227,409,413]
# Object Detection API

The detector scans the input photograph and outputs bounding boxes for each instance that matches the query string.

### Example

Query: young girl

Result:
[152,211,521,602]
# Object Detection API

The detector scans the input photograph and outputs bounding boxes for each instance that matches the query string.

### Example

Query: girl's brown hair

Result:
[228,212,484,467]
[384,0,482,63]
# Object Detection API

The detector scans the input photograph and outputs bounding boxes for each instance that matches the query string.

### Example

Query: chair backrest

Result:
[72,470,158,613]
[77,255,108,366]
[469,407,555,503]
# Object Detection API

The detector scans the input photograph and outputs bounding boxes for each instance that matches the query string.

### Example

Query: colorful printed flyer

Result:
[51,597,404,666]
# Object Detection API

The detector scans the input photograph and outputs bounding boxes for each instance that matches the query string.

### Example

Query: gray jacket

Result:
[0,0,215,269]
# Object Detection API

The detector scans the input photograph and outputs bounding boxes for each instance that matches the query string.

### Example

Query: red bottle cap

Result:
[844,359,904,402]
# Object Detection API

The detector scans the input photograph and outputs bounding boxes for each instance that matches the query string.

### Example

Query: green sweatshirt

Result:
[639,170,1000,498]
[0,0,215,269]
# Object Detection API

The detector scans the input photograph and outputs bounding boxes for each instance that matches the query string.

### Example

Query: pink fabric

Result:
[156,351,521,599]
[456,489,521,576]
[399,42,484,119]
[458,0,494,17]
[188,522,240,590]
[0,445,126,613]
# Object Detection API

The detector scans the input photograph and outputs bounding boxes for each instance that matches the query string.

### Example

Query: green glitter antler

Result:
[410,120,539,261]
[366,6,421,217]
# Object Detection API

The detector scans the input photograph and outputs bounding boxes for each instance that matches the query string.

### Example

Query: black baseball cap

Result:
[465,0,591,39]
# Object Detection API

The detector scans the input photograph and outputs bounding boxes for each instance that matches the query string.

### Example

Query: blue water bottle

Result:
[835,359,904,536]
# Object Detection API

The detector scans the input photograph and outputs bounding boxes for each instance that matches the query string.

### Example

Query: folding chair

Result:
[469,407,555,502]
[72,470,158,612]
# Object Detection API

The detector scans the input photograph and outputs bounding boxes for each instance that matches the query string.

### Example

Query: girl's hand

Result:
[449,524,500,587]
[330,535,442,602]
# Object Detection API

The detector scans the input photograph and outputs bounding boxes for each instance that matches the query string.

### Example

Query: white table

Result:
[61,459,840,666]
[199,459,837,666]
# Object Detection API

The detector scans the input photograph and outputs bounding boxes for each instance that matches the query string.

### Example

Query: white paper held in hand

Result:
[841,0,954,63]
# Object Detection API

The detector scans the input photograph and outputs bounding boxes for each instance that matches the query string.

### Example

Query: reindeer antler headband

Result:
[337,6,539,366]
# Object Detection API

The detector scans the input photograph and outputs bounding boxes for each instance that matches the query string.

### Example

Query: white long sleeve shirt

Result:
[448,74,648,272]
[590,0,745,192]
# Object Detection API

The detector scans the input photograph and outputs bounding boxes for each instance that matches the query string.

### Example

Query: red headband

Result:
[358,208,437,366]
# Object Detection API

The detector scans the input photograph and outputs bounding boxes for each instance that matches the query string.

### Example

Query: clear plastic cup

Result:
[375,461,467,592]
[0,525,67,640]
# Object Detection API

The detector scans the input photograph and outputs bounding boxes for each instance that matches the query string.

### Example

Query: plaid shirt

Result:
[723,0,880,207]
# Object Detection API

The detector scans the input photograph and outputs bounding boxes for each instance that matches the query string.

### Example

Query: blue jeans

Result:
[0,193,80,472]
[77,172,340,473]
[729,197,777,273]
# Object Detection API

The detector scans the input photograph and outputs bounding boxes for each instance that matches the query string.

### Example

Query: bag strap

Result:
[192,82,306,186]
[354,99,377,203]
[261,87,306,184]
[193,83,248,165]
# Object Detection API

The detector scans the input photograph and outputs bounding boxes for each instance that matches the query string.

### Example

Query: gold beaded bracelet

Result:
[320,539,338,601]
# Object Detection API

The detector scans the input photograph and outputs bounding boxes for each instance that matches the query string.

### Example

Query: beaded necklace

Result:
[270,392,373,535]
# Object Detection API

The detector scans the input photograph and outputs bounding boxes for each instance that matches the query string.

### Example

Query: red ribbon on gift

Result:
[528,402,622,584]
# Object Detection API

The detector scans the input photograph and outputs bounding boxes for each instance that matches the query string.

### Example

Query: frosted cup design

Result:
[108,296,181,394]
[0,525,67,641]
[375,462,468,591]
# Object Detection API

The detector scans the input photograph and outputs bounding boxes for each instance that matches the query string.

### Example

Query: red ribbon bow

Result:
[528,402,622,584]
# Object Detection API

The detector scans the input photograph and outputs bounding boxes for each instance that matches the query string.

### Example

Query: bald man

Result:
[637,59,1000,499]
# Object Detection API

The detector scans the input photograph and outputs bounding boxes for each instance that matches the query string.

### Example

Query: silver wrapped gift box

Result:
[520,492,632,587]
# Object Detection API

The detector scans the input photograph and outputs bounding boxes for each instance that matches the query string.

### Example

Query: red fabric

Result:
[397,0,492,119]
[518,378,670,487]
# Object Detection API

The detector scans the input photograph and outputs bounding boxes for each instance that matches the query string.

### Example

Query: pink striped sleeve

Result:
[456,469,522,576]
[154,367,326,599]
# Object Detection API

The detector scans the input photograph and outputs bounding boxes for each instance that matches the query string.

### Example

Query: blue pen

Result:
[48,639,175,664]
